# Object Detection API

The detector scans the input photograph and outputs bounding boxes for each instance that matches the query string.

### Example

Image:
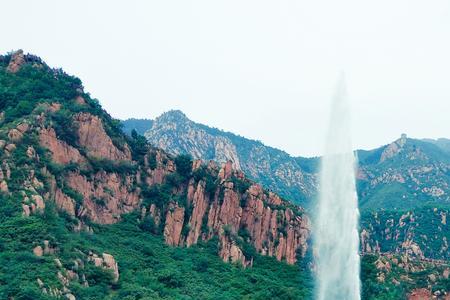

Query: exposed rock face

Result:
[102,253,120,282]
[7,49,26,73]
[408,288,432,300]
[380,134,407,163]
[5,90,309,267]
[145,151,176,185]
[66,171,140,224]
[0,180,8,193]
[8,128,23,142]
[88,252,119,282]
[186,180,208,246]
[175,163,310,265]
[146,111,242,170]
[33,246,44,257]
[163,203,185,246]
[39,128,86,165]
[219,235,251,267]
[75,113,131,161]
[32,195,45,211]
[55,189,76,216]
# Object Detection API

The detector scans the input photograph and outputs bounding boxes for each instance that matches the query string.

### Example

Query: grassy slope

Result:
[0,203,312,299]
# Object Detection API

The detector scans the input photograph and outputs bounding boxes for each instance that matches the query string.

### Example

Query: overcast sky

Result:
[1,1,449,157]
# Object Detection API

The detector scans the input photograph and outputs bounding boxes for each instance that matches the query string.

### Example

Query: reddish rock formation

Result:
[219,234,251,267]
[408,289,431,300]
[8,128,23,142]
[218,161,234,180]
[66,171,140,224]
[102,253,120,282]
[88,252,120,282]
[145,151,175,185]
[32,194,45,211]
[0,180,8,193]
[74,113,131,161]
[33,246,44,257]
[34,103,309,266]
[148,204,162,226]
[164,203,185,246]
[55,189,76,216]
[75,96,86,105]
[182,175,309,264]
[186,180,209,246]
[7,49,26,73]
[39,128,86,165]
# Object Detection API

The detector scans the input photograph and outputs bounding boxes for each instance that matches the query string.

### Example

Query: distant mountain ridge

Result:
[423,138,450,154]
[121,118,153,136]
[132,110,318,205]
[124,110,450,211]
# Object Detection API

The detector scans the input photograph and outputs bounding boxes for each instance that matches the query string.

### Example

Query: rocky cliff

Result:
[0,51,309,267]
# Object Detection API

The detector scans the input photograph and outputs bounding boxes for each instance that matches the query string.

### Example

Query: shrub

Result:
[174,154,192,179]
[50,109,78,147]
[89,158,137,174]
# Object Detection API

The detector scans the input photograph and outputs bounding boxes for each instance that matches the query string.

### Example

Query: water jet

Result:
[315,74,361,300]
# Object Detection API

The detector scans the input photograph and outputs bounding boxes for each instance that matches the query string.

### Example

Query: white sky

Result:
[1,0,449,157]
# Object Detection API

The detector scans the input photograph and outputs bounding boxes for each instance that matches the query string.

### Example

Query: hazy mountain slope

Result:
[121,118,153,136]
[423,138,450,154]
[144,110,317,205]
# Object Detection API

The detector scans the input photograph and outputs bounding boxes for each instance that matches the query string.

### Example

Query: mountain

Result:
[0,50,311,299]
[144,110,317,206]
[1,50,449,299]
[121,118,153,136]
[139,111,450,212]
[423,138,450,154]
[357,135,450,211]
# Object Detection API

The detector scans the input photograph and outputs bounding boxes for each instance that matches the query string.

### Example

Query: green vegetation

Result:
[361,254,450,300]
[361,206,450,260]
[0,193,312,299]
[1,52,449,300]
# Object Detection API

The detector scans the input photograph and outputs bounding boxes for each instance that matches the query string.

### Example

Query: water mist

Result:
[315,75,361,300]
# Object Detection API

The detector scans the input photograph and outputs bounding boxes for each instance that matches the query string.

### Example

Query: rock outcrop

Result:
[380,134,407,163]
[408,289,432,300]
[6,49,26,73]
[163,203,185,246]
[219,234,251,267]
[66,171,140,224]
[39,128,86,165]
[156,161,310,265]
[75,113,131,161]
[88,252,120,282]
[55,189,76,216]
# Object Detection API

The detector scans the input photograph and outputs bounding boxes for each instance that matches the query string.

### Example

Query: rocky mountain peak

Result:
[3,49,45,73]
[379,134,408,162]
[155,110,190,125]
